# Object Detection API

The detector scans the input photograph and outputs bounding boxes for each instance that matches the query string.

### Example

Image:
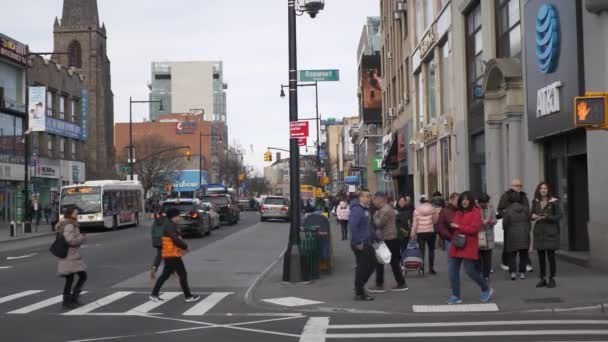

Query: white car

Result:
[202,202,221,230]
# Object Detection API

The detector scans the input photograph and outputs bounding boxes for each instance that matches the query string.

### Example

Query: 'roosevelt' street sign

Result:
[299,69,340,82]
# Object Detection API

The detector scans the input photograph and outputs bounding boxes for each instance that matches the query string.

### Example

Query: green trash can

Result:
[299,226,321,280]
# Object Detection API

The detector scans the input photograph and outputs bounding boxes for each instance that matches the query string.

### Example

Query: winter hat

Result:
[166,208,181,219]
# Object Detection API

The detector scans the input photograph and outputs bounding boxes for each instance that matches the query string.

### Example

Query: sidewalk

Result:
[0,222,55,243]
[252,217,608,314]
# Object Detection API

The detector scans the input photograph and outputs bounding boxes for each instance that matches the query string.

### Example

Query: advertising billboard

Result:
[28,86,46,132]
[360,55,382,123]
[172,170,209,192]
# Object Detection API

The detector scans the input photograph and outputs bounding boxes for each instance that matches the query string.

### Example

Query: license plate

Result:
[88,215,95,220]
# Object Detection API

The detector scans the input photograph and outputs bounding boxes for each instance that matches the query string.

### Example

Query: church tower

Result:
[52,0,116,180]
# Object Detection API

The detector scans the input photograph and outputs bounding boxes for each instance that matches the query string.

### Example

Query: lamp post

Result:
[283,0,325,283]
[129,98,163,180]
[200,129,222,196]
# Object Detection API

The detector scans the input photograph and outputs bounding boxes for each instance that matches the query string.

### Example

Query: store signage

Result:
[537,81,562,117]
[46,117,82,139]
[176,121,196,134]
[0,35,29,66]
[536,4,560,74]
[80,89,89,141]
[290,121,309,138]
[574,94,607,128]
[373,157,383,172]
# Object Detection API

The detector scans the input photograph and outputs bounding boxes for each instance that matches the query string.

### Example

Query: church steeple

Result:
[61,0,99,27]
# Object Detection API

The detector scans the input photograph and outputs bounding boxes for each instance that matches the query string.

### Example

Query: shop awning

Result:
[381,133,399,170]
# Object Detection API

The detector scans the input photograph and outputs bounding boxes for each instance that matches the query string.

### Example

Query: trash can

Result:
[299,226,320,280]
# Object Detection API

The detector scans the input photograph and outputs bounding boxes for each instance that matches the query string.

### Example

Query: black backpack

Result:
[49,232,69,258]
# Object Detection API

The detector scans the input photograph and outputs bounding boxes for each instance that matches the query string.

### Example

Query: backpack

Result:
[151,218,164,248]
[402,240,424,273]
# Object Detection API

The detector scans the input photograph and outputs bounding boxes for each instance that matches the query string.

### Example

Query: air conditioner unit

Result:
[396,1,407,13]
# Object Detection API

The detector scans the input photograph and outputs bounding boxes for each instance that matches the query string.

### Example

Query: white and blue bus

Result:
[60,180,144,229]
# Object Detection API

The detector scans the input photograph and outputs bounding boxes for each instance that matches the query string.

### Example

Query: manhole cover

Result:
[523,297,564,304]
[204,259,220,262]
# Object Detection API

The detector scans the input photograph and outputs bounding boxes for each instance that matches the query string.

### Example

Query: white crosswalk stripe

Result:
[182,292,233,316]
[63,291,134,315]
[8,292,88,314]
[124,292,181,315]
[0,290,43,304]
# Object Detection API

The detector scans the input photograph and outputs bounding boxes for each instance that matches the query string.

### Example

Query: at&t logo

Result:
[536,4,560,73]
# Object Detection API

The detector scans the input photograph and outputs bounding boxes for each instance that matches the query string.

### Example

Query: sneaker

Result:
[184,295,200,302]
[390,284,409,292]
[547,278,557,288]
[536,278,548,288]
[519,273,526,280]
[500,264,509,271]
[354,294,374,301]
[447,296,463,305]
[510,273,517,280]
[367,286,386,293]
[149,295,164,302]
[480,288,494,302]
[526,264,534,272]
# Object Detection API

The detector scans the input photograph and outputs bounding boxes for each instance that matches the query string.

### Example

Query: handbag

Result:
[452,233,467,249]
[373,241,392,264]
[49,232,69,258]
[478,229,488,249]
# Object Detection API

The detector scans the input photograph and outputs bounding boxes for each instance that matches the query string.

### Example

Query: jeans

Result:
[510,249,529,273]
[151,258,193,297]
[375,239,406,287]
[352,244,376,296]
[448,257,489,299]
[417,232,436,271]
[63,271,87,296]
[152,247,162,269]
[339,220,348,240]
[478,250,492,279]
[538,249,556,278]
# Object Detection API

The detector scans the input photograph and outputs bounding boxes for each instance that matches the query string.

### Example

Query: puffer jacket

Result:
[56,219,86,275]
[373,203,398,241]
[503,202,532,252]
[412,202,436,236]
[532,198,562,251]
[336,201,350,221]
[449,207,482,260]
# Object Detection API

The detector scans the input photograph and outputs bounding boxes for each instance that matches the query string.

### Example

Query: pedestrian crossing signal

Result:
[574,94,607,129]
[185,149,192,161]
[263,152,272,162]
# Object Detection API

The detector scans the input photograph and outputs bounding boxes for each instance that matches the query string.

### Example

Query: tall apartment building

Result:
[148,61,227,124]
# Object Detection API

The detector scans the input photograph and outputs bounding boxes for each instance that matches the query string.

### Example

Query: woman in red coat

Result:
[447,191,494,304]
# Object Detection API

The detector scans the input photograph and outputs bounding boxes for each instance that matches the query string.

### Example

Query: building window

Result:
[466,3,483,105]
[441,137,451,196]
[46,91,54,117]
[427,143,438,194]
[47,135,54,158]
[417,149,425,195]
[405,58,410,103]
[71,99,78,124]
[496,0,521,58]
[71,140,77,160]
[426,54,437,122]
[68,40,82,68]
[59,138,65,159]
[416,0,424,41]
[59,96,66,120]
[425,0,435,30]
[416,73,424,130]
[440,41,451,115]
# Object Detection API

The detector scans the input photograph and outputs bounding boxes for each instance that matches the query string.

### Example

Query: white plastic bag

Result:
[374,241,392,264]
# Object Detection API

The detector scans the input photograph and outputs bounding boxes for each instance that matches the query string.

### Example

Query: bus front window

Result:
[61,187,102,214]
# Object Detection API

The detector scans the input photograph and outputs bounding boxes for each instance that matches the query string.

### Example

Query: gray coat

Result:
[56,219,86,275]
[532,198,562,251]
[503,202,531,252]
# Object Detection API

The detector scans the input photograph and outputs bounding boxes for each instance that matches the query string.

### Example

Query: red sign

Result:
[290,121,309,138]
[297,137,307,146]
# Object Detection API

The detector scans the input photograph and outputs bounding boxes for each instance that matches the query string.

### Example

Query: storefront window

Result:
[427,54,437,122]
[427,143,438,194]
[496,0,521,58]
[59,96,66,120]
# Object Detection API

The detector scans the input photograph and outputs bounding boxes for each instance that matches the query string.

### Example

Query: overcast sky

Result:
[3,0,379,172]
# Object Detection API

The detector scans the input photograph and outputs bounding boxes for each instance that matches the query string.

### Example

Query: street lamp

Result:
[199,129,222,196]
[283,0,324,283]
[129,97,163,180]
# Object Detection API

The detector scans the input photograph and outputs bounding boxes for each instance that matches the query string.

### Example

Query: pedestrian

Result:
[150,208,200,302]
[502,191,532,280]
[348,189,378,301]
[532,182,562,288]
[50,204,59,230]
[411,196,438,274]
[369,192,408,293]
[336,199,351,240]
[56,207,87,309]
[395,196,412,248]
[447,191,493,304]
[477,193,496,280]
[436,192,460,252]
[150,210,166,279]
[44,206,50,224]
[498,179,533,272]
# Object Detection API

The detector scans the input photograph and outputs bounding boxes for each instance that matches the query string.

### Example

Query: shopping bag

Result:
[373,241,392,264]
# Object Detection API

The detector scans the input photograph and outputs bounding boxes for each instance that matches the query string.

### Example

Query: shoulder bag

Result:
[49,232,69,258]
[452,233,467,249]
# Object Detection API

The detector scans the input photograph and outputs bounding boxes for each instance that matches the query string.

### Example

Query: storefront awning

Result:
[381,133,399,170]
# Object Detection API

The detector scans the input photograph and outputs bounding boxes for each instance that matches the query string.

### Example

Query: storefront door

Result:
[568,154,590,251]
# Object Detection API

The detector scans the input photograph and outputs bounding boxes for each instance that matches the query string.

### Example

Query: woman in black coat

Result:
[532,182,562,288]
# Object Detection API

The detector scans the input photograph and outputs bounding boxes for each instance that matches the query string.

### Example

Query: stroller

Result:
[402,240,424,276]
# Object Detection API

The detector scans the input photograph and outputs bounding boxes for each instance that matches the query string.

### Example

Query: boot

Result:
[71,288,84,307]
[547,277,557,288]
[536,277,547,288]
[62,295,75,310]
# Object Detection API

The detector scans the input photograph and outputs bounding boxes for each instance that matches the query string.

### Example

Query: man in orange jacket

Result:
[150,208,200,302]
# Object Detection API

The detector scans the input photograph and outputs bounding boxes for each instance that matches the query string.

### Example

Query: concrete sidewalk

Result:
[252,217,608,314]
[0,222,54,243]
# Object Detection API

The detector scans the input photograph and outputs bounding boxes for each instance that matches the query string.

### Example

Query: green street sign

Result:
[373,157,383,172]
[299,69,340,82]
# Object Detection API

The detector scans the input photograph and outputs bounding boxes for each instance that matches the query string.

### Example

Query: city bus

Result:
[60,180,144,229]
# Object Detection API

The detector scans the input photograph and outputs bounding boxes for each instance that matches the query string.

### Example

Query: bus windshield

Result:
[60,187,102,214]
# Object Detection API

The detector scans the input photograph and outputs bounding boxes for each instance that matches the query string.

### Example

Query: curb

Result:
[0,232,54,245]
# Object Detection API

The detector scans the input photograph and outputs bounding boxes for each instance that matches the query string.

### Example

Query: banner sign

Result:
[298,137,307,146]
[80,89,89,141]
[46,117,81,139]
[28,86,47,132]
[290,121,309,138]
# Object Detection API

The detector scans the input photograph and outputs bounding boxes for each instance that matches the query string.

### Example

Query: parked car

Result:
[201,194,240,225]
[160,198,211,238]
[260,196,290,222]
[238,199,259,211]
[202,202,221,230]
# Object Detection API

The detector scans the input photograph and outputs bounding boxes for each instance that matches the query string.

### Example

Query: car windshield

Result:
[60,187,102,214]
[201,196,228,206]
[161,203,195,213]
[265,198,287,206]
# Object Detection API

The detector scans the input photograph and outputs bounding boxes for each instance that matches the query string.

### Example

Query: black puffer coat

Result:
[532,198,562,251]
[503,202,531,252]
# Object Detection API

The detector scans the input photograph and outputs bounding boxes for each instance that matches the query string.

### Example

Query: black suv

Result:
[160,199,212,238]
[201,195,240,225]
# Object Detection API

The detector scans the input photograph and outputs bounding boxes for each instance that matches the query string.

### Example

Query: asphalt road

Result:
[1,212,607,342]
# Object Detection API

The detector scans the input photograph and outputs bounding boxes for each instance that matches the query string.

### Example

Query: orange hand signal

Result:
[577,101,591,121]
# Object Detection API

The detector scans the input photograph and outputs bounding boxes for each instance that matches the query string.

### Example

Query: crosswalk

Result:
[0,290,234,316]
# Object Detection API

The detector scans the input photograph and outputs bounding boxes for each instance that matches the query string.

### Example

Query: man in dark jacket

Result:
[497,179,533,272]
[150,208,200,302]
[348,190,378,301]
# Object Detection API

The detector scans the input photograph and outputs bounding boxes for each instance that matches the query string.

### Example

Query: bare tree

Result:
[246,177,270,197]
[119,135,186,199]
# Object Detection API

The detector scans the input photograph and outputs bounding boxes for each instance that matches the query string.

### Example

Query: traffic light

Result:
[264,151,272,162]
[185,149,192,161]
[239,173,245,181]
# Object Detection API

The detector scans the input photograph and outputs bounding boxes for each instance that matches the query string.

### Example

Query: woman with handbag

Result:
[55,207,87,310]
[477,193,496,281]
[532,182,562,288]
[446,191,493,305]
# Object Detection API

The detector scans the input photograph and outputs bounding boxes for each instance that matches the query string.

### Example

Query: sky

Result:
[2,0,379,173]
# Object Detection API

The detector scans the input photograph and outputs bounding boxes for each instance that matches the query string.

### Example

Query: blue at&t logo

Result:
[535,4,560,73]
